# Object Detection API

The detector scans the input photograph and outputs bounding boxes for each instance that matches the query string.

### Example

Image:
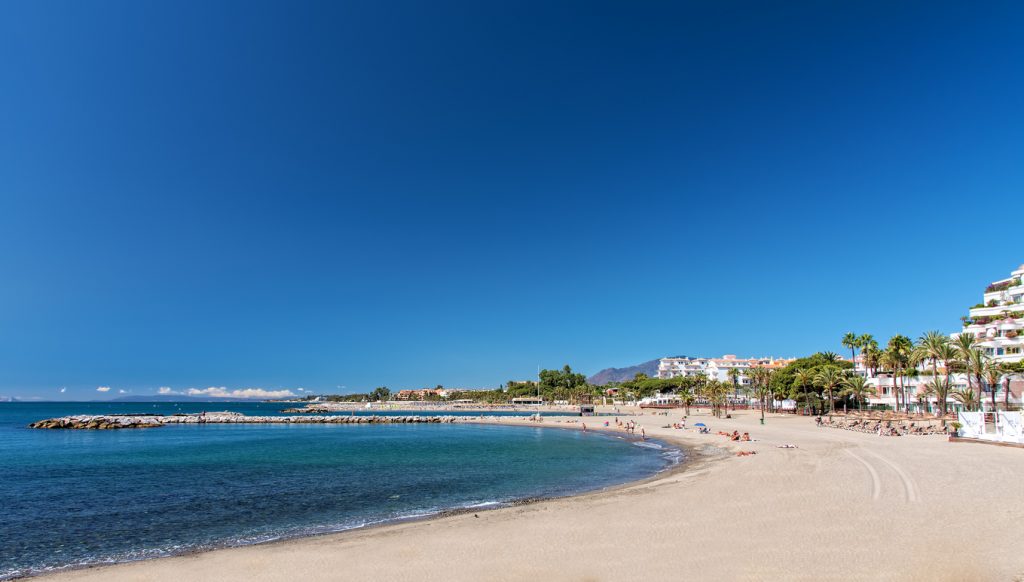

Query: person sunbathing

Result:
[741,432,750,441]
[730,431,740,441]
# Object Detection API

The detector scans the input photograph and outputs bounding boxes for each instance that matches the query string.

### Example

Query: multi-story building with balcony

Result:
[863,263,1023,410]
[959,263,1024,363]
[657,354,794,386]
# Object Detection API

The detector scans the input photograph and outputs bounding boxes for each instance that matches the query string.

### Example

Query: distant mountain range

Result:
[588,356,683,385]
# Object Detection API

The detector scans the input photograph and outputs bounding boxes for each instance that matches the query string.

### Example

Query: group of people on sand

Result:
[721,430,751,442]
[612,418,645,439]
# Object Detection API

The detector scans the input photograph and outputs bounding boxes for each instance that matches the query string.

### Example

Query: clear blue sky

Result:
[1,1,1021,400]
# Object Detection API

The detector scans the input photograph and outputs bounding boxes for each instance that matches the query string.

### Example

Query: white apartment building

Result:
[657,354,794,386]
[863,263,1024,410]
[957,263,1024,363]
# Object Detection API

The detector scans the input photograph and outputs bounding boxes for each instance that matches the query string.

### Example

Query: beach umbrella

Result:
[694,422,706,427]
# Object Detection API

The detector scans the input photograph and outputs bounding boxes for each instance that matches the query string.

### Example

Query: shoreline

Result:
[32,409,1024,581]
[16,416,697,581]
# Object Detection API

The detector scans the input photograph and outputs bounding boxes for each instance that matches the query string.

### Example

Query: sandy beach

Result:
[37,409,1024,582]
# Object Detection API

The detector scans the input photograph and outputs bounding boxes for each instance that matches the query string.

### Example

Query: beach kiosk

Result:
[578,394,596,416]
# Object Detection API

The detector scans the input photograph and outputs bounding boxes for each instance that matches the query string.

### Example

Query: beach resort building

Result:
[957,263,1024,363]
[864,263,1024,410]
[657,355,795,385]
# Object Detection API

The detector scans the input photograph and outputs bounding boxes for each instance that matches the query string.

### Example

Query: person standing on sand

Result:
[582,423,586,432]
[641,427,645,440]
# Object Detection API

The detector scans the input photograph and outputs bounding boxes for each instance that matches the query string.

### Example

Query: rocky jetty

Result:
[29,415,164,430]
[29,412,471,429]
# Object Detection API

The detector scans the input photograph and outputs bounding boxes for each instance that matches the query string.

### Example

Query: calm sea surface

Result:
[0,402,679,579]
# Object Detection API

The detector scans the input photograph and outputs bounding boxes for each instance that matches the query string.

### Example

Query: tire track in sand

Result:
[864,449,919,503]
[844,449,882,501]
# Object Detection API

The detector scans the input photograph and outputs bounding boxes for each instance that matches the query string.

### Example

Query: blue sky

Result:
[1,1,1022,399]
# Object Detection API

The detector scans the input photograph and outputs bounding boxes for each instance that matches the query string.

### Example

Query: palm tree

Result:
[936,342,959,416]
[1003,367,1017,410]
[793,369,814,415]
[982,360,1004,412]
[679,389,694,416]
[920,380,941,414]
[953,333,978,400]
[965,348,989,412]
[858,334,875,356]
[861,341,882,377]
[727,367,741,407]
[814,366,844,416]
[842,332,859,368]
[840,375,874,411]
[749,367,774,422]
[951,386,978,411]
[889,335,914,412]
[879,349,902,412]
[914,331,948,385]
[820,351,841,364]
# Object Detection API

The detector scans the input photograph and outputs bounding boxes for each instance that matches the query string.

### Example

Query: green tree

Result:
[953,334,979,406]
[936,342,959,416]
[793,369,815,415]
[749,367,774,421]
[840,375,873,411]
[842,332,860,369]
[951,386,978,411]
[814,366,844,415]
[727,367,741,402]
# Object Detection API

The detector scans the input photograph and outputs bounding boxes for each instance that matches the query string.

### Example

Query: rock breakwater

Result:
[29,412,472,429]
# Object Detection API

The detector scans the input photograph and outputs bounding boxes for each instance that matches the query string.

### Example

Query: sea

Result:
[0,402,680,579]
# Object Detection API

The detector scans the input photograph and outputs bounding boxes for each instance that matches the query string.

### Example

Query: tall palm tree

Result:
[749,367,774,422]
[936,342,959,416]
[914,330,949,385]
[982,360,1004,413]
[727,367,741,402]
[679,389,694,416]
[858,334,875,356]
[842,332,859,368]
[814,366,844,416]
[861,340,882,377]
[879,349,902,411]
[840,375,873,411]
[1003,367,1017,410]
[953,333,978,400]
[793,369,814,416]
[891,335,914,412]
[965,348,989,412]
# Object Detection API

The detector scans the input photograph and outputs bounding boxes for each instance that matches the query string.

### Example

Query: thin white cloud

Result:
[157,387,179,395]
[186,387,296,399]
[96,386,111,393]
[118,389,127,394]
[59,387,66,393]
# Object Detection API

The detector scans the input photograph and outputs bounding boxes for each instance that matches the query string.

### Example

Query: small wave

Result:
[462,500,503,509]
[632,440,663,450]
[660,449,685,466]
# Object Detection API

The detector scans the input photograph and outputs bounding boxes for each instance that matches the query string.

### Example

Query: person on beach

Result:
[641,427,645,440]
[582,423,587,432]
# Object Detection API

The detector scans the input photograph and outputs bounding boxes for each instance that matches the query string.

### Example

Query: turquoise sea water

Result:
[0,403,679,579]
